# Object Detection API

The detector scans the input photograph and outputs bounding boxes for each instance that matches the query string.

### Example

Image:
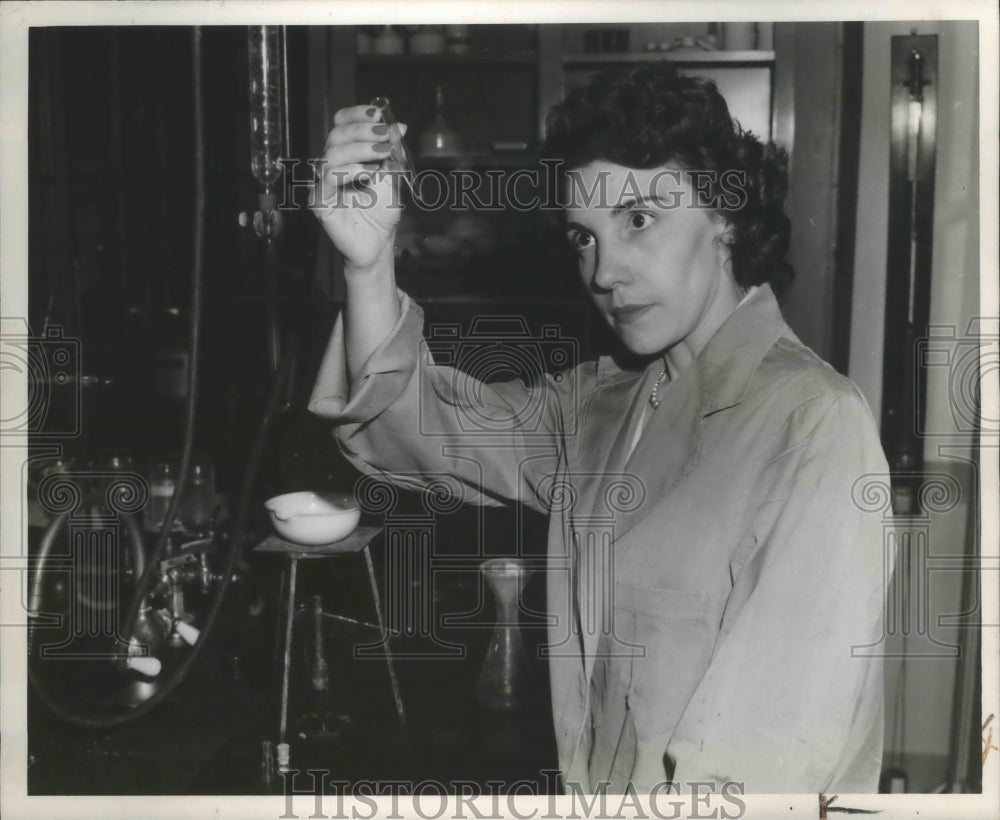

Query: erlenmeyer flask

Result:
[419,84,463,158]
[475,558,533,710]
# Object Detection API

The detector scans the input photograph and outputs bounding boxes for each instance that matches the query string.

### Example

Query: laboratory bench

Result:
[26,509,558,796]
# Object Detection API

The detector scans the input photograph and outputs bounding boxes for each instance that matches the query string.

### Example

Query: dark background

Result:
[26,25,568,794]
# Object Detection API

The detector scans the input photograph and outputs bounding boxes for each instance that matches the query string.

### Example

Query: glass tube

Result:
[370,96,416,189]
[248,26,283,190]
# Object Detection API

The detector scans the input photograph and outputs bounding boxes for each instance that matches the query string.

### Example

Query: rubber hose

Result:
[29,26,207,727]
[29,502,145,623]
[29,25,302,730]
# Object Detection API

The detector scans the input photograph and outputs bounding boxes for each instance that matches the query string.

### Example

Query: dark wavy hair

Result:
[542,62,793,295]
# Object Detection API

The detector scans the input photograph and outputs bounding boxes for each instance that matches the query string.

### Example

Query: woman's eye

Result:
[628,211,653,230]
[567,230,594,252]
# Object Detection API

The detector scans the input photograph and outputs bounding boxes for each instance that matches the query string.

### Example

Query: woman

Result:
[308,63,891,794]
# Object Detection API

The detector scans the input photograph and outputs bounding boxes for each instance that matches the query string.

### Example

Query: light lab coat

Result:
[309,284,893,794]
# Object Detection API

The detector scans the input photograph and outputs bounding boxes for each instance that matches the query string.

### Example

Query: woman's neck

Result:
[663,274,745,377]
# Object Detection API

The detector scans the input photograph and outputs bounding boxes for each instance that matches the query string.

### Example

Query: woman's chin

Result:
[615,331,667,359]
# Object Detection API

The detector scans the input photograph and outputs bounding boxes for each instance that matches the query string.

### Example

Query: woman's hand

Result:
[311,104,409,272]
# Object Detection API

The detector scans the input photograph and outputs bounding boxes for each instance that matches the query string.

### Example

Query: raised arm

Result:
[311,104,406,379]
[308,107,573,514]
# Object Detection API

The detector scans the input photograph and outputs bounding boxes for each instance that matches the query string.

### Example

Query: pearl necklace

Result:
[649,365,668,409]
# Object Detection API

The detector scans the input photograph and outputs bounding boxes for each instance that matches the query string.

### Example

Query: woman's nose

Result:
[591,244,631,292]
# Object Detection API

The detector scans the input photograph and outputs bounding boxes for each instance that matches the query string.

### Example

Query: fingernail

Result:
[365,107,377,117]
[363,162,381,171]
[373,142,392,152]
[372,124,389,135]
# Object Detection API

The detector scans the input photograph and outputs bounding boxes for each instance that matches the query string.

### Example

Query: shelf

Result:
[360,51,775,68]
[358,53,537,68]
[563,50,775,65]
[318,25,782,304]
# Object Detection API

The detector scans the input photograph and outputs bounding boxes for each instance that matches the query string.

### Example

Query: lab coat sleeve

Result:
[308,292,568,513]
[663,390,893,793]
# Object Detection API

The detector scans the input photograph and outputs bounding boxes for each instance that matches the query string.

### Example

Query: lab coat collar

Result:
[620,283,789,507]
[694,283,789,417]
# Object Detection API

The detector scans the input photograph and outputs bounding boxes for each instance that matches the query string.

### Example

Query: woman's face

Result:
[564,161,741,362]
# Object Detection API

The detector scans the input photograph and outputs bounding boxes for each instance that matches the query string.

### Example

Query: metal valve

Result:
[238,192,284,239]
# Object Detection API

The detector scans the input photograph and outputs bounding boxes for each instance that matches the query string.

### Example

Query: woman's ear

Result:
[711,217,734,251]
[712,220,736,276]
[709,209,733,237]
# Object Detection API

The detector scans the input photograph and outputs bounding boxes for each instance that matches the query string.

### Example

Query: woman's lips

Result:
[610,304,654,323]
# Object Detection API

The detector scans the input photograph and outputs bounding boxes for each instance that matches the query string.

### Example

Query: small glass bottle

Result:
[419,85,463,157]
[178,461,215,532]
[355,28,372,55]
[444,25,471,55]
[722,22,755,51]
[145,461,176,532]
[373,25,404,56]
[410,25,446,55]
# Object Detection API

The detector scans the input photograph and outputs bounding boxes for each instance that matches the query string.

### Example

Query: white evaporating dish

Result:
[264,491,361,546]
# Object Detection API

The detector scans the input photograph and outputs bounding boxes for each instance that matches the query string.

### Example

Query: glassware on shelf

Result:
[409,25,446,55]
[721,22,755,51]
[419,85,464,158]
[475,558,534,710]
[355,28,372,55]
[444,25,471,55]
[373,25,404,56]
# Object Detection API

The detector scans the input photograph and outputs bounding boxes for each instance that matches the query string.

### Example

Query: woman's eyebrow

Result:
[611,195,672,214]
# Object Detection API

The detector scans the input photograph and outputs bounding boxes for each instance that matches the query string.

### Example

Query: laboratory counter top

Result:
[27,529,558,796]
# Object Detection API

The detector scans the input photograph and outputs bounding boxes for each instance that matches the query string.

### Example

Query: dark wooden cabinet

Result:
[306,23,780,310]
